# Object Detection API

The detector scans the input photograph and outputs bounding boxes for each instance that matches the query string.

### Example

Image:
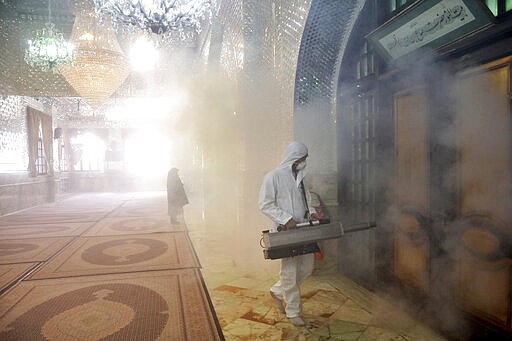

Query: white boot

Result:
[288,316,306,327]
[269,291,285,313]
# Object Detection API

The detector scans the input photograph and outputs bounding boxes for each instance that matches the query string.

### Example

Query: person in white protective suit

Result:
[258,141,320,327]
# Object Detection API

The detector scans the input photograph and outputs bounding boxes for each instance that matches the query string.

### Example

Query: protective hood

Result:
[278,141,308,187]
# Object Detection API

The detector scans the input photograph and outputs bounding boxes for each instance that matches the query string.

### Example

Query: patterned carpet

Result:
[30,232,200,279]
[107,204,170,218]
[0,263,38,294]
[0,212,108,225]
[0,269,221,341]
[0,237,73,263]
[0,222,94,240]
[84,216,183,236]
[0,192,223,340]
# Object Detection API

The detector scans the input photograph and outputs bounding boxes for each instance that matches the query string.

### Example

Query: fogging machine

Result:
[261,219,376,259]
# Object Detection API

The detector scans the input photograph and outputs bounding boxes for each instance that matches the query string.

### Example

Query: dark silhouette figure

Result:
[167,168,188,224]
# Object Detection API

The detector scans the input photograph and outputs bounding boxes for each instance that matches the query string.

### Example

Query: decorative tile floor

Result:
[184,205,448,341]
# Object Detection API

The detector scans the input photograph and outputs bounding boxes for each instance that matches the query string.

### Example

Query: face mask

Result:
[295,160,306,171]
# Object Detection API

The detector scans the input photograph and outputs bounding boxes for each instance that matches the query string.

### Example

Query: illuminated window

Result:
[70,132,106,171]
[485,0,499,15]
[389,0,407,12]
[346,94,376,222]
[483,0,512,15]
[59,142,68,171]
[356,42,374,80]
[35,126,47,175]
[388,0,412,14]
[124,129,170,176]
[379,1,415,25]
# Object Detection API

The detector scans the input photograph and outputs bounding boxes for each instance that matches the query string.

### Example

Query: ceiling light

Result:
[129,36,159,71]
[92,0,216,43]
[79,32,95,41]
[59,8,130,109]
[24,1,75,72]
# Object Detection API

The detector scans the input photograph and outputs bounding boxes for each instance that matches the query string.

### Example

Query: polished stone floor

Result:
[183,199,448,341]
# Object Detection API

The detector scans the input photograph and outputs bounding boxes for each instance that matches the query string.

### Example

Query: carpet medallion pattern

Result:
[81,237,168,265]
[85,216,182,236]
[0,242,38,257]
[0,269,222,340]
[0,213,107,225]
[0,192,223,340]
[108,206,168,218]
[0,222,92,239]
[30,232,200,279]
[0,237,73,263]
[1,283,167,340]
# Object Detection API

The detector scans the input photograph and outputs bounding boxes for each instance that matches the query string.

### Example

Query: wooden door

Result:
[455,57,512,329]
[394,86,430,293]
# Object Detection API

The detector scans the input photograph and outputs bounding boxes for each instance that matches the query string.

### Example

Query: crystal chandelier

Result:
[92,0,216,43]
[24,1,75,72]
[59,6,129,109]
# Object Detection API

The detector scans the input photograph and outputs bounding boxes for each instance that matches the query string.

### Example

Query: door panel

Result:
[457,63,511,223]
[455,57,512,329]
[394,86,430,292]
[395,88,429,211]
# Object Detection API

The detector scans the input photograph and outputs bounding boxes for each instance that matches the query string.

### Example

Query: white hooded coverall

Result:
[258,141,316,318]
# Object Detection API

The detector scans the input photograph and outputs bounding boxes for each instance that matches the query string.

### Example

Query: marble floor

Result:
[183,201,449,341]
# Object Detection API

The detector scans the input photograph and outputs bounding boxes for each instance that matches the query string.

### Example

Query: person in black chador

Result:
[166,168,188,224]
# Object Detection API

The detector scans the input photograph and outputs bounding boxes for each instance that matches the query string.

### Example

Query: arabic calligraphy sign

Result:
[367,0,494,61]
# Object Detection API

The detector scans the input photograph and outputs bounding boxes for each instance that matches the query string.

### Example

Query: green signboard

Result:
[367,0,494,62]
